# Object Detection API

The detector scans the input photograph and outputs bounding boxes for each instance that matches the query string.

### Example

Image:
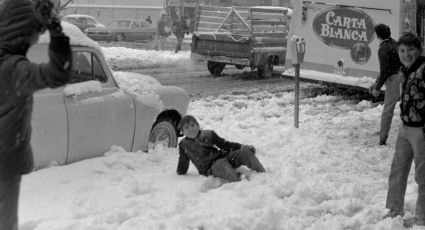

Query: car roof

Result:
[38,22,102,52]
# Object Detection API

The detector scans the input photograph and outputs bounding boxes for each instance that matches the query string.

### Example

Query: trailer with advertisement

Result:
[284,0,417,90]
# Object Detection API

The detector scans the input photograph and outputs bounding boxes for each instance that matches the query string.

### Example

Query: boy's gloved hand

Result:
[241,145,256,154]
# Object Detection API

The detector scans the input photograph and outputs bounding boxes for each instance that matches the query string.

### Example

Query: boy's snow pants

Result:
[210,149,265,182]
[0,175,21,230]
[386,124,425,220]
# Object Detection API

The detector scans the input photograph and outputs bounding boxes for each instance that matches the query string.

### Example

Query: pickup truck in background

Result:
[191,5,291,78]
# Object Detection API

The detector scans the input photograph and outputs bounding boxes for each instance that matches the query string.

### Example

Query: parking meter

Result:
[290,35,305,128]
[290,35,306,64]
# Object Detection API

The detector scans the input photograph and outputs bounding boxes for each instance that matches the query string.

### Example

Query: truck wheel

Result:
[207,61,226,75]
[235,64,245,70]
[257,57,273,79]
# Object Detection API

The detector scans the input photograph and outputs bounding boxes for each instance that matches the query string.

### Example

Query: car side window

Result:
[70,51,108,84]
[131,21,140,28]
[77,18,87,24]
[93,55,108,83]
[87,18,96,25]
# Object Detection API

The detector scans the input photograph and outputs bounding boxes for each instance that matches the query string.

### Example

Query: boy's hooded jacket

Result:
[0,0,72,175]
[177,130,242,176]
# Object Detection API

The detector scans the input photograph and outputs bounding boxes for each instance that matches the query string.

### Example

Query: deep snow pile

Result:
[102,47,191,70]
[20,91,422,230]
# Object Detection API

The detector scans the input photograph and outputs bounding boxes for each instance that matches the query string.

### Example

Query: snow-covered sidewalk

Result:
[19,89,420,230]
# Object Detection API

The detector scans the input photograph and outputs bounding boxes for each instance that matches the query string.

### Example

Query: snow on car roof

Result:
[38,21,101,51]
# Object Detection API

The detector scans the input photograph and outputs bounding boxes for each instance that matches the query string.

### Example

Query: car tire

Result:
[207,61,226,76]
[116,33,125,42]
[148,119,178,150]
[257,57,273,79]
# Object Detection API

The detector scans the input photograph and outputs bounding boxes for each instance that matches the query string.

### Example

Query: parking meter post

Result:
[294,63,300,128]
[290,35,305,128]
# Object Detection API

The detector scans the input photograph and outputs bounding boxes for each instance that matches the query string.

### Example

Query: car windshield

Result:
[109,20,131,27]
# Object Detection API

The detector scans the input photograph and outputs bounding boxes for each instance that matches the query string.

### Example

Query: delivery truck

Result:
[284,0,419,90]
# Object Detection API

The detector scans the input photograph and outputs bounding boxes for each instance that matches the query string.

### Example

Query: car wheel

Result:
[235,64,245,70]
[148,120,177,150]
[257,57,273,79]
[207,61,226,76]
[116,33,125,42]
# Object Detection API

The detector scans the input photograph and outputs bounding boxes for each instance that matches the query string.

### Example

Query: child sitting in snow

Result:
[176,115,265,182]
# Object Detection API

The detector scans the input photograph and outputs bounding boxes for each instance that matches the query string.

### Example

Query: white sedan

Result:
[27,22,190,169]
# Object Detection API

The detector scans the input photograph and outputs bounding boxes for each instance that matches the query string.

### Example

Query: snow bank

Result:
[20,90,418,229]
[103,47,191,70]
[283,68,377,90]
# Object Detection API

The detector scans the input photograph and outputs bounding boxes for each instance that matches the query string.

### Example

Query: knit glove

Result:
[34,0,62,34]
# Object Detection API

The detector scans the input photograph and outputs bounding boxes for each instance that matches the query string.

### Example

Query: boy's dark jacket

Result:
[400,56,425,127]
[0,0,72,175]
[177,130,242,176]
[374,38,402,90]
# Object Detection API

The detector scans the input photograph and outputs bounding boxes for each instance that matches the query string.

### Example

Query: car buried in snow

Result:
[85,19,156,42]
[27,22,190,170]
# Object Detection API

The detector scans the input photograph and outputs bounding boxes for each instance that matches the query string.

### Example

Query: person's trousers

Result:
[154,36,166,50]
[0,175,21,230]
[175,37,183,53]
[386,124,425,220]
[380,74,401,143]
[210,149,265,182]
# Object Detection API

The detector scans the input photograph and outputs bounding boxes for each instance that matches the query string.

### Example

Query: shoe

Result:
[403,216,425,228]
[382,210,404,219]
[379,140,387,145]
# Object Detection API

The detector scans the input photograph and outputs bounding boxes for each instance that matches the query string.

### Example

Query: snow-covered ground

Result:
[20,87,422,229]
[103,47,191,70]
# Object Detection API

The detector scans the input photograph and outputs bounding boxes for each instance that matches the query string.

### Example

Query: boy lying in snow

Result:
[176,115,265,182]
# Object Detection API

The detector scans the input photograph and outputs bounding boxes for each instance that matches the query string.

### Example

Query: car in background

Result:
[62,14,105,32]
[85,19,156,42]
[26,22,190,170]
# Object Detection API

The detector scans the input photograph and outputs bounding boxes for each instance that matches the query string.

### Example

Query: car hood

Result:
[113,71,190,114]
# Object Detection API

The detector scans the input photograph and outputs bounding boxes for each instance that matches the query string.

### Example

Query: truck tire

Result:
[207,61,226,75]
[257,57,273,79]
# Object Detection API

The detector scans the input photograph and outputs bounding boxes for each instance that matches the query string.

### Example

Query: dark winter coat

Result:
[172,20,188,38]
[0,0,72,175]
[374,38,402,90]
[156,18,166,37]
[177,130,242,176]
[400,56,425,127]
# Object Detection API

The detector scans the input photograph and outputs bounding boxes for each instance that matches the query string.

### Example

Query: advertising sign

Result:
[312,7,376,64]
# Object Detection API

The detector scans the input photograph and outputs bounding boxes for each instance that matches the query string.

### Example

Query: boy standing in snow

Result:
[176,115,265,182]
[384,33,425,227]
[369,24,402,145]
[0,0,72,229]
